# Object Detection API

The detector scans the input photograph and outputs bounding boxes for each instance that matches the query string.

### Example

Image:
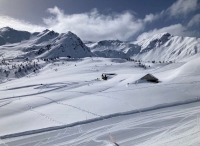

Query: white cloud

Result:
[137,24,194,41]
[143,0,199,23]
[143,0,199,21]
[0,5,198,42]
[188,14,200,27]
[43,7,145,41]
[167,0,199,17]
[0,7,156,41]
[143,13,160,23]
[0,15,44,32]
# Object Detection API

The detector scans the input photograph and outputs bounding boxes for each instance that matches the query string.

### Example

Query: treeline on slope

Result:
[125,58,174,69]
[0,56,68,82]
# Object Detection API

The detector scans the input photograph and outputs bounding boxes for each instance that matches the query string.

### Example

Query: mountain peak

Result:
[0,27,14,32]
[66,31,73,34]
[151,32,172,40]
[43,29,50,33]
[65,31,78,37]
[59,31,81,40]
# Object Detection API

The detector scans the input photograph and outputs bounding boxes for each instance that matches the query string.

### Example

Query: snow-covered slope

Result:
[2,101,200,146]
[86,33,200,61]
[1,55,200,146]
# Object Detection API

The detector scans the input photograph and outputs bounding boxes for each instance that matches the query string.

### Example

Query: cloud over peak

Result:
[137,24,195,41]
[0,0,199,42]
[0,15,44,32]
[43,7,145,41]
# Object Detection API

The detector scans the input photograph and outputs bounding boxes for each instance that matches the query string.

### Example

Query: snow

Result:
[0,28,200,146]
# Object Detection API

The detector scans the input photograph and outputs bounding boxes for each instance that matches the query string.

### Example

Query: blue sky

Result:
[0,0,199,41]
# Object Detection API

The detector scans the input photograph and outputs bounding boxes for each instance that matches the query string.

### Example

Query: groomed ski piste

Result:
[0,28,200,146]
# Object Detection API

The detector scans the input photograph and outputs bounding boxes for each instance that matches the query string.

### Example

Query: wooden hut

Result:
[141,73,159,83]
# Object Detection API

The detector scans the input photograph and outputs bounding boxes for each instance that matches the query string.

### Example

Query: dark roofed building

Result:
[101,73,116,80]
[141,73,159,83]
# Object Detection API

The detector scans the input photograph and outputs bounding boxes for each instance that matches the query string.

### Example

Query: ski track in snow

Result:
[1,102,200,146]
[19,97,66,125]
[38,95,102,117]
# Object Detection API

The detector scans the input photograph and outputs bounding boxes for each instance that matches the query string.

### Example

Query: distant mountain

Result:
[86,33,200,61]
[0,27,94,59]
[0,27,30,45]
[87,40,140,58]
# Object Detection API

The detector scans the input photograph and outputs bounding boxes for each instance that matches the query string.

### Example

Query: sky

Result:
[0,0,199,41]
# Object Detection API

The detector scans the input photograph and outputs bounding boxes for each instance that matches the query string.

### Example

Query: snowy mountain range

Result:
[86,32,200,61]
[0,27,93,59]
[0,27,200,61]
